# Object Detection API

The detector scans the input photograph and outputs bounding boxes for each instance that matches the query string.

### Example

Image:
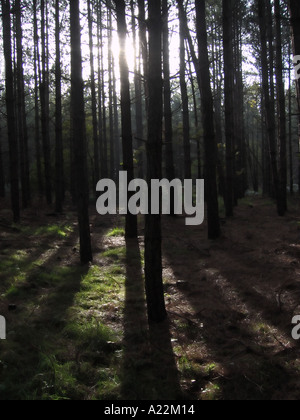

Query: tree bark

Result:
[177,0,221,239]
[179,4,191,180]
[195,0,221,239]
[131,0,144,179]
[70,0,93,264]
[88,0,100,185]
[40,0,52,205]
[145,0,167,323]
[115,0,138,239]
[223,0,235,217]
[1,0,20,222]
[275,0,287,212]
[16,0,30,209]
[108,4,115,180]
[55,0,64,213]
[33,0,43,197]
[288,0,300,194]
[138,0,148,113]
[163,0,176,213]
[257,0,283,216]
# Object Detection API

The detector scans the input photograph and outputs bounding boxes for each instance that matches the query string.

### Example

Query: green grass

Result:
[106,227,125,238]
[12,224,74,239]
[102,247,127,261]
[0,243,125,400]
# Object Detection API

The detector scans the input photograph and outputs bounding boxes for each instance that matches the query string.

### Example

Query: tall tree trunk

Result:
[88,0,100,185]
[163,0,176,214]
[1,0,20,222]
[179,4,191,180]
[112,53,120,172]
[100,5,108,178]
[97,1,104,179]
[288,40,294,195]
[195,0,221,239]
[275,0,287,212]
[108,5,115,180]
[40,0,52,205]
[288,0,300,194]
[115,0,138,239]
[33,0,43,197]
[16,0,30,209]
[145,0,167,323]
[55,0,64,213]
[131,0,144,179]
[257,0,283,216]
[70,0,93,264]
[178,0,221,239]
[138,0,148,112]
[233,6,247,199]
[223,0,235,217]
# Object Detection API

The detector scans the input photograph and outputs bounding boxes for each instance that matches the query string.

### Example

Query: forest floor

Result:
[0,195,300,400]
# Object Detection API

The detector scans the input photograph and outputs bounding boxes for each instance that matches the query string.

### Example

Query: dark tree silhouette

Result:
[1,0,20,223]
[145,0,167,323]
[70,0,93,264]
[115,0,138,239]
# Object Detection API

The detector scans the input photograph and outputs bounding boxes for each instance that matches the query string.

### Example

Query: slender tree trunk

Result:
[223,0,235,217]
[288,40,294,195]
[40,0,52,205]
[33,0,43,197]
[88,0,100,185]
[100,9,108,178]
[163,0,175,214]
[1,0,20,222]
[145,0,167,323]
[138,0,148,112]
[115,0,138,239]
[55,0,64,213]
[233,8,247,199]
[112,54,120,172]
[275,0,287,212]
[188,51,202,179]
[16,0,30,209]
[257,0,283,216]
[131,0,144,179]
[70,0,93,264]
[179,4,191,180]
[178,0,221,239]
[288,0,300,194]
[108,5,115,180]
[97,1,104,179]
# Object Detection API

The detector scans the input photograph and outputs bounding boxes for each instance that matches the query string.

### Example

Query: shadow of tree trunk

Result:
[122,237,182,400]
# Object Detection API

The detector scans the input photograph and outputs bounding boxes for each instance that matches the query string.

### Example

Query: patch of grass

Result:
[178,356,202,379]
[14,224,74,239]
[96,369,121,400]
[106,227,125,238]
[102,247,126,261]
[201,383,221,401]
[204,363,217,376]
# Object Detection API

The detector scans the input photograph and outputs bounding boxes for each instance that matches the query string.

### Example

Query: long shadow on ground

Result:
[162,205,300,400]
[122,237,182,400]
